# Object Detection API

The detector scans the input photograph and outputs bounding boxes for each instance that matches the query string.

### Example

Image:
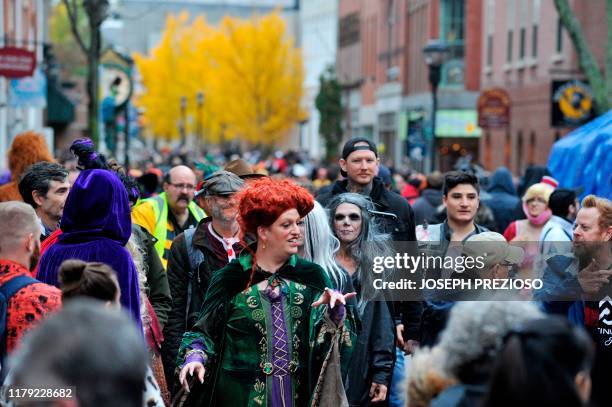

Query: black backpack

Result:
[0,275,37,381]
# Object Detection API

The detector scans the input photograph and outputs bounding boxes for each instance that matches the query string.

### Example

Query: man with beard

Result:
[161,171,248,393]
[132,165,205,268]
[18,162,70,242]
[536,195,612,407]
[0,202,61,364]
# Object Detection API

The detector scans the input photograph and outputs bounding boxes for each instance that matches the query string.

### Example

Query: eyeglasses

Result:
[169,183,196,191]
[334,213,361,222]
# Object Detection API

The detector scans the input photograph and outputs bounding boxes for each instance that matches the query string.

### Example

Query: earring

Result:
[262,241,267,249]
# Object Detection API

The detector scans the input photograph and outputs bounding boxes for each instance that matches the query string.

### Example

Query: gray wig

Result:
[327,192,394,302]
[326,193,393,291]
[301,201,347,291]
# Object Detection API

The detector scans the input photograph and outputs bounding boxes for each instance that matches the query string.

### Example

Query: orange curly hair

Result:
[8,131,54,179]
[236,177,314,239]
[0,131,54,202]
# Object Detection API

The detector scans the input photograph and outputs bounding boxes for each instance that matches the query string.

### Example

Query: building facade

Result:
[337,0,483,172]
[402,0,482,173]
[0,0,50,170]
[299,0,338,160]
[480,0,608,175]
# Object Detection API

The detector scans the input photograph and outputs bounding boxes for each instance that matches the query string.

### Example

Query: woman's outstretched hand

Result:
[312,287,357,309]
[179,362,205,392]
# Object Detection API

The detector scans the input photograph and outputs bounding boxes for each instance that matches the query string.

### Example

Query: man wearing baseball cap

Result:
[318,138,419,402]
[162,171,248,390]
[462,232,525,280]
[317,137,416,242]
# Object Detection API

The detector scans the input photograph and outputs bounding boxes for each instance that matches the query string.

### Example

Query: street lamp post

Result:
[196,92,204,144]
[423,39,450,172]
[179,96,187,147]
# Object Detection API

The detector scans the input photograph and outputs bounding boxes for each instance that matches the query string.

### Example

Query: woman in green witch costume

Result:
[177,178,357,406]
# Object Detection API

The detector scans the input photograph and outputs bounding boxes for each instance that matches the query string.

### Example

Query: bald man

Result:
[0,202,61,358]
[132,165,205,268]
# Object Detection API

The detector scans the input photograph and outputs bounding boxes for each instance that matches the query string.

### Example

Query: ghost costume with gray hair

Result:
[327,193,396,405]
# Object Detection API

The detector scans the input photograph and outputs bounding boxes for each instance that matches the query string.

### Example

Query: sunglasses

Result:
[334,213,361,222]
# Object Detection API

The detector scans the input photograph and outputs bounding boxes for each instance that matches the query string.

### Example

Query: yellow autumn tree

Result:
[133,12,196,140]
[133,11,305,144]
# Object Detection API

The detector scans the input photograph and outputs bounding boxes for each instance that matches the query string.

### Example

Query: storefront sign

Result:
[551,80,595,127]
[0,47,36,78]
[477,88,510,129]
[436,110,482,138]
[9,68,47,107]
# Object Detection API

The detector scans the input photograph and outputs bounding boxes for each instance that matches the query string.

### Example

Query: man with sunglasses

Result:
[132,165,205,268]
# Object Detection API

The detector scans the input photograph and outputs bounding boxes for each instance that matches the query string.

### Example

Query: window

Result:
[532,25,538,58]
[440,0,465,86]
[519,27,526,60]
[528,132,536,164]
[339,12,360,48]
[507,31,513,63]
[517,131,523,173]
[486,0,494,67]
[485,132,492,169]
[532,0,541,58]
[486,35,493,66]
[519,0,527,60]
[506,0,515,63]
[441,0,465,42]
[504,131,511,167]
[556,18,563,53]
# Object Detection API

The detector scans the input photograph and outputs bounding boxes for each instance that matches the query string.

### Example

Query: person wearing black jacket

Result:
[161,171,246,394]
[316,138,420,352]
[328,193,395,406]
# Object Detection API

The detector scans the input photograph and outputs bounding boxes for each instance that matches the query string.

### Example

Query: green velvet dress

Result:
[177,253,356,407]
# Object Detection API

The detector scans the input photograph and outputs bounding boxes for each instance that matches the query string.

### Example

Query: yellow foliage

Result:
[133,12,305,144]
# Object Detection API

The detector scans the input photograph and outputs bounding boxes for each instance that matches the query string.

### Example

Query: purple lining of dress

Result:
[266,287,293,407]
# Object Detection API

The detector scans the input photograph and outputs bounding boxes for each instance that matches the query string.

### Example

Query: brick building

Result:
[480,0,609,175]
[337,0,483,171]
[0,0,50,170]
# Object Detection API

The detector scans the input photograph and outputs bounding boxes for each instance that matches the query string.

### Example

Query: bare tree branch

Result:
[554,0,608,112]
[62,0,88,55]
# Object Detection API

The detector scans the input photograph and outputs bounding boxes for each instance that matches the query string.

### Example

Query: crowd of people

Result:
[0,130,609,407]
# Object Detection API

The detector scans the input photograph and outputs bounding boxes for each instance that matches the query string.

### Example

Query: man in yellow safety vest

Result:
[132,165,205,268]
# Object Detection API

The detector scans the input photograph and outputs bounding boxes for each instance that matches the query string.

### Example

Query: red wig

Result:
[236,177,314,239]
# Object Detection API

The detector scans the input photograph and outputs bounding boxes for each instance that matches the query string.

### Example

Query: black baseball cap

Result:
[340,138,378,177]
[341,137,378,160]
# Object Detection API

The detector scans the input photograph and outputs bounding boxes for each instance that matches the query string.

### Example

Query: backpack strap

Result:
[0,275,38,380]
[184,228,205,327]
[0,275,38,301]
[185,228,205,276]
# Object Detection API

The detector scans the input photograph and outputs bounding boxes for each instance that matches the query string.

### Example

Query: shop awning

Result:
[46,84,75,124]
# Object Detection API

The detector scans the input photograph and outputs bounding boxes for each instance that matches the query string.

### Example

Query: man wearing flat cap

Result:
[162,171,249,390]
